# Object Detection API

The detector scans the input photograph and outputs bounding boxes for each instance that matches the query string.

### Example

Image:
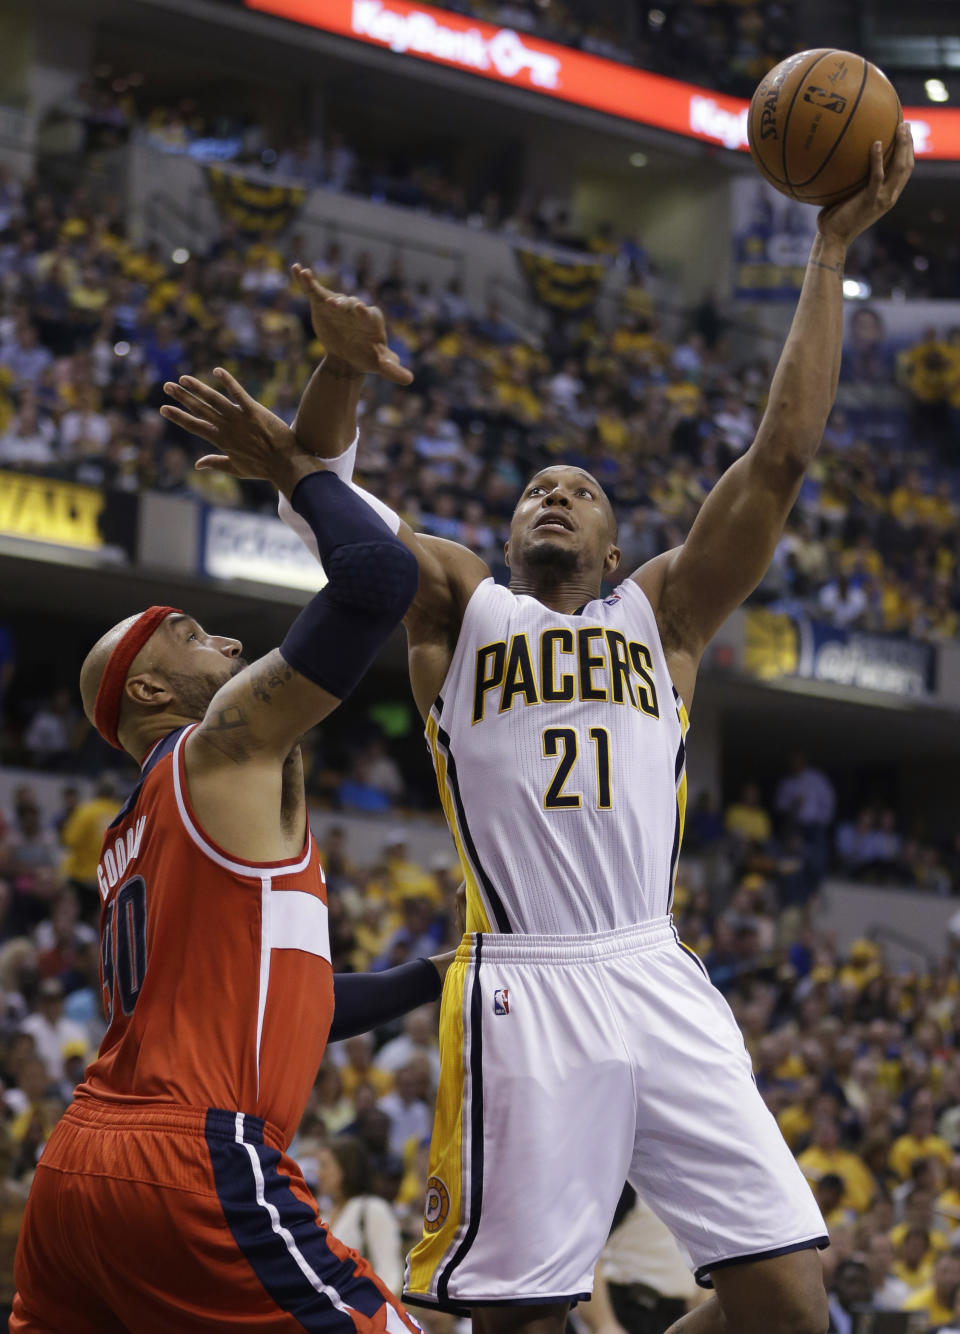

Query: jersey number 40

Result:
[101,875,148,1025]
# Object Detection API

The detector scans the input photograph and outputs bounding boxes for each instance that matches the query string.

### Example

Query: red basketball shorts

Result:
[11,1100,423,1333]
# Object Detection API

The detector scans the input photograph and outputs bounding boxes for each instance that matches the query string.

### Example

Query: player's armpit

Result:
[399,526,488,635]
[189,648,341,765]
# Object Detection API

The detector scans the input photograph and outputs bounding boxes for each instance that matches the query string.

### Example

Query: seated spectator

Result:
[818,574,867,629]
[377,1058,433,1158]
[342,1104,403,1201]
[33,888,96,982]
[382,835,442,906]
[0,324,52,386]
[892,1224,937,1291]
[890,1093,954,1181]
[317,1137,405,1295]
[337,1033,394,1100]
[937,1157,960,1230]
[827,1258,874,1333]
[308,1061,354,1137]
[19,977,88,1082]
[374,1007,441,1088]
[0,399,57,469]
[798,1117,876,1215]
[864,1230,911,1310]
[22,688,80,769]
[902,1248,960,1327]
[817,1172,855,1229]
[59,776,120,904]
[724,782,772,845]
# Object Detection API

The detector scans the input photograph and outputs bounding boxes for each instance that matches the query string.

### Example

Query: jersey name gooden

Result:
[427,578,688,936]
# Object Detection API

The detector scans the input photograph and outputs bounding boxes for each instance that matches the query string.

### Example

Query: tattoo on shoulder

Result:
[195,703,251,761]
[250,653,295,704]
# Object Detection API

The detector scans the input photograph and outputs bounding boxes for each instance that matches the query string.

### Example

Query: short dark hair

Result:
[330,1135,372,1200]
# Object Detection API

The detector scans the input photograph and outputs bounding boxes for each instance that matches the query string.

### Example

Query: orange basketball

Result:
[748,49,901,206]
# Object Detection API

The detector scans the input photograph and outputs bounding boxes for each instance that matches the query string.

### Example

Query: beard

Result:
[524,539,581,580]
[166,656,248,720]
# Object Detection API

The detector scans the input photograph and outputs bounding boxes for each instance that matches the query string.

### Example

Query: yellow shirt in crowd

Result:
[797,1146,875,1214]
[889,1222,947,1255]
[61,796,122,884]
[903,1284,956,1326]
[889,1132,953,1180]
[724,804,772,844]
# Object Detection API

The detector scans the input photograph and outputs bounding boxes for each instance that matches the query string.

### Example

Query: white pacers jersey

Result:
[426,577,689,935]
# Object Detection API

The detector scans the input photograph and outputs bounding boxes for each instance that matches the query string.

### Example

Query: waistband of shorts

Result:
[455,915,678,964]
[64,1097,286,1150]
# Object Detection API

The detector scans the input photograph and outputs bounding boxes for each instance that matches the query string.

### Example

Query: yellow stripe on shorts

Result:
[405,950,470,1297]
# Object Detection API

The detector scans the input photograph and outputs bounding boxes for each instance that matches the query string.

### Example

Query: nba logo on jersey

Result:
[493,988,510,1015]
[603,592,622,606]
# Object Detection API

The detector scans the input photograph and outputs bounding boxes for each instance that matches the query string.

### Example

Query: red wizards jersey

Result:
[77,725,334,1147]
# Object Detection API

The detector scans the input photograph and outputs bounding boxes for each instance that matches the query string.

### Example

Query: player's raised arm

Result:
[635,124,914,697]
[163,359,488,677]
[161,369,418,760]
[289,266,488,633]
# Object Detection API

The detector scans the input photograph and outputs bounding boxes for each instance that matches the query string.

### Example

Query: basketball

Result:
[748,49,901,205]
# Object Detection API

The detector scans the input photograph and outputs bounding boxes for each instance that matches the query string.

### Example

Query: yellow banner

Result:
[0,472,103,549]
[744,608,799,681]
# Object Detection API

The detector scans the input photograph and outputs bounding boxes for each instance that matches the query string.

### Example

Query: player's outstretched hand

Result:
[291,264,414,385]
[161,370,304,483]
[818,121,914,248]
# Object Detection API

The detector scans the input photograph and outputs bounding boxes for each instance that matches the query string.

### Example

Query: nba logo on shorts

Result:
[494,988,510,1015]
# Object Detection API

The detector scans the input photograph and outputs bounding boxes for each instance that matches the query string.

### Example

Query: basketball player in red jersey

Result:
[10,364,425,1331]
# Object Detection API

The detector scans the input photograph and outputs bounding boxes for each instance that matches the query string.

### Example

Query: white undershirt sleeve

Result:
[277,431,401,560]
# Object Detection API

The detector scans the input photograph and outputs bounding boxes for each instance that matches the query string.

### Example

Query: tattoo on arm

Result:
[205,704,247,732]
[250,652,295,705]
[811,258,845,277]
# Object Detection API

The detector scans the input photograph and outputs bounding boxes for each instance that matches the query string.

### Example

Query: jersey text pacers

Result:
[472,628,660,721]
[428,578,688,936]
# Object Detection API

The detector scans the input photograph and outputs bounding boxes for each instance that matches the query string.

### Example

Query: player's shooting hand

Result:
[161,370,314,495]
[291,264,414,385]
[817,121,914,249]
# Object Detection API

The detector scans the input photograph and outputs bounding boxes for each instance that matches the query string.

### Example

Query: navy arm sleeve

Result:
[279,470,418,700]
[329,959,442,1043]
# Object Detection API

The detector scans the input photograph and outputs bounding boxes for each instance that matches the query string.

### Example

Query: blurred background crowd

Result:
[2,0,960,1323]
[3,768,960,1328]
[1,164,960,665]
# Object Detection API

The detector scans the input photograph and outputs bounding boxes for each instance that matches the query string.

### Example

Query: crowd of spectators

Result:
[668,872,960,1333]
[687,751,960,908]
[4,764,960,1327]
[2,166,959,657]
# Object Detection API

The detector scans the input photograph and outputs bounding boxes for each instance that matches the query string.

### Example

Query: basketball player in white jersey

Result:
[166,126,913,1334]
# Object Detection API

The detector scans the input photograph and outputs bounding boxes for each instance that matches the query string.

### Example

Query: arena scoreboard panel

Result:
[245,0,960,160]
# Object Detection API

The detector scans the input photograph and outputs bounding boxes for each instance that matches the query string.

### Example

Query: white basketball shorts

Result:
[403,917,826,1312]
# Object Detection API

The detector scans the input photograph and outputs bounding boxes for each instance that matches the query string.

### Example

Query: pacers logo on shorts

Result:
[424,1177,450,1234]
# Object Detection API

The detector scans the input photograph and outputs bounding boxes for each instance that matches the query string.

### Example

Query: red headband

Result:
[93,606,182,750]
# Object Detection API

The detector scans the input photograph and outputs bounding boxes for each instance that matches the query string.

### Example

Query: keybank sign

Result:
[246,0,960,159]
[352,0,561,88]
